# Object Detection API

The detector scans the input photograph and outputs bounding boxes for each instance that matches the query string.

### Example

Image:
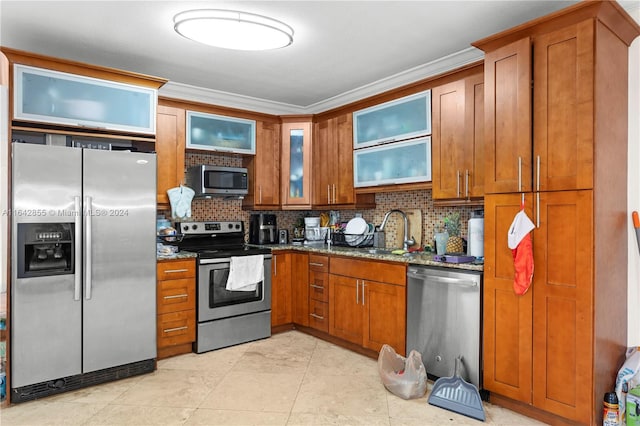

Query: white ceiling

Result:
[3,0,634,115]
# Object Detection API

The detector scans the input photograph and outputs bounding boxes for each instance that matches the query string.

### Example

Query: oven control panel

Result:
[177,221,243,235]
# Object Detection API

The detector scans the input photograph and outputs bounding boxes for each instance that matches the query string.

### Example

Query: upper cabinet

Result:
[156,104,186,206]
[243,120,281,210]
[431,71,484,202]
[186,111,256,155]
[281,119,312,209]
[353,90,431,149]
[312,113,375,208]
[353,137,431,188]
[14,64,158,135]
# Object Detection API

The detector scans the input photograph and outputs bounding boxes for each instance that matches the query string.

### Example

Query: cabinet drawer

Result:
[330,257,406,286]
[157,278,195,314]
[309,270,329,302]
[157,259,195,280]
[308,254,329,272]
[309,299,329,333]
[157,310,196,348]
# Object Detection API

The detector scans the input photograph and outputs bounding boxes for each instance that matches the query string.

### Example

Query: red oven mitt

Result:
[508,209,535,295]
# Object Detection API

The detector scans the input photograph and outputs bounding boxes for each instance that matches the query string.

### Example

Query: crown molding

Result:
[159,46,484,116]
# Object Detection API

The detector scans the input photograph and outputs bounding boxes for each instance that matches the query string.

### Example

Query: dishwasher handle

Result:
[408,270,478,287]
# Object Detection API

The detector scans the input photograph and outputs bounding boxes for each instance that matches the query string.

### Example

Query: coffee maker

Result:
[249,213,277,244]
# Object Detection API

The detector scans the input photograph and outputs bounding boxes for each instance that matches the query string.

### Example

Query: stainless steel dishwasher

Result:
[406,265,482,389]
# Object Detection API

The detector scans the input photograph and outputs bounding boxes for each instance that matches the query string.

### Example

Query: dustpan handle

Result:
[454,356,463,378]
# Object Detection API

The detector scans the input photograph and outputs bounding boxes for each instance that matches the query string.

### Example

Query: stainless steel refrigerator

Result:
[11,142,157,402]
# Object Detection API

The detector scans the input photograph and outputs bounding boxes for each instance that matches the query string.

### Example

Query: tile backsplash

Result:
[160,152,482,249]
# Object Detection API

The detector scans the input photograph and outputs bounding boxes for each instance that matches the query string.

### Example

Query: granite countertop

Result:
[157,250,198,261]
[250,243,484,272]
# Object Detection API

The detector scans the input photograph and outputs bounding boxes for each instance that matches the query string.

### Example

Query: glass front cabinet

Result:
[14,64,157,135]
[354,137,431,187]
[353,90,431,149]
[281,121,312,208]
[186,111,256,154]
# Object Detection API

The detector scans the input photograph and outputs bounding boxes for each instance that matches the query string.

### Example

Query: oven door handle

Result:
[198,258,232,265]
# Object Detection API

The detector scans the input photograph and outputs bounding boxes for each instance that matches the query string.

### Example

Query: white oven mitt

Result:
[167,185,195,220]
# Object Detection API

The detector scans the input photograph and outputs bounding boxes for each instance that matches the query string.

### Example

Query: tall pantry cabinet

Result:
[474,2,640,424]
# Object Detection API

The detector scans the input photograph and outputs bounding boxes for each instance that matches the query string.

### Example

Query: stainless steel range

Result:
[175,221,272,353]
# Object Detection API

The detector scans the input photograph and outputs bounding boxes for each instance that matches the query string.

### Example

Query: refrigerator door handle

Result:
[85,195,93,300]
[74,196,82,301]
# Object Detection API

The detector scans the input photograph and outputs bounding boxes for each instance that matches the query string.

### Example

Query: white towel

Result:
[226,255,264,292]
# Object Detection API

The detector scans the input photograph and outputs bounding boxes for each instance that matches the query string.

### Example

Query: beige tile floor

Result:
[0,331,547,425]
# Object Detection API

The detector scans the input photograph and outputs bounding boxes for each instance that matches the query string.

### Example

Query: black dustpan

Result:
[427,356,486,421]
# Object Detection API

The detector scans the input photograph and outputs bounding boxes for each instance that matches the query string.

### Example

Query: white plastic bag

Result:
[616,347,640,423]
[378,344,427,400]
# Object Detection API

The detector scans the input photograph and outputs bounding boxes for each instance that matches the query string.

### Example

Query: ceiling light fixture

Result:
[173,9,294,51]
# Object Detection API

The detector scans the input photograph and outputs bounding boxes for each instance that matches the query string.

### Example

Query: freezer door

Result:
[11,143,82,387]
[82,149,157,372]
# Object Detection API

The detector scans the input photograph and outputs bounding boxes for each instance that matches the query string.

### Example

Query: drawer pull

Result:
[164,268,189,273]
[310,313,324,320]
[309,262,325,267]
[310,284,324,290]
[163,293,188,300]
[163,326,188,333]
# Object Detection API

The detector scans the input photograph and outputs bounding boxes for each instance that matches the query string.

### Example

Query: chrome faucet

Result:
[379,209,415,251]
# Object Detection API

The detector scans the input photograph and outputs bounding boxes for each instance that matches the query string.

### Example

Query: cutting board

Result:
[390,209,423,248]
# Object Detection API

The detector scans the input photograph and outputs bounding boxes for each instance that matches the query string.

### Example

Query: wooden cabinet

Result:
[156,104,186,207]
[329,257,406,355]
[431,72,484,202]
[271,252,292,327]
[313,114,375,209]
[482,194,534,403]
[308,254,329,332]
[291,252,309,326]
[243,120,281,210]
[352,90,431,149]
[156,258,196,359]
[475,3,639,423]
[281,119,312,209]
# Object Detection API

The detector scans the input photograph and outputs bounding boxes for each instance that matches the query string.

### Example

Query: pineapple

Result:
[444,212,464,253]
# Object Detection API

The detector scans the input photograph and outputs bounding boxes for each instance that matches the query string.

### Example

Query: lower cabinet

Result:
[271,252,292,327]
[156,258,196,359]
[329,256,406,355]
[291,252,309,326]
[308,254,330,332]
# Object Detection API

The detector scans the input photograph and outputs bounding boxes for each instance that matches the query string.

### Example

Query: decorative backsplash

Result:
[161,152,481,249]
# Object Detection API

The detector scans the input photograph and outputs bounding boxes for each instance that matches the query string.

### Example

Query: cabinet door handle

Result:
[536,155,541,228]
[310,284,324,290]
[332,184,336,204]
[362,281,366,305]
[355,280,359,304]
[465,170,470,198]
[163,326,188,333]
[536,155,541,192]
[309,262,324,267]
[456,170,461,198]
[163,294,188,300]
[165,269,189,274]
[310,313,325,320]
[259,185,262,204]
[327,185,331,204]
[537,192,540,229]
[518,157,522,192]
[273,255,277,276]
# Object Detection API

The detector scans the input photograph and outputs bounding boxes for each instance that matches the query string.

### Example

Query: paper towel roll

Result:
[468,217,484,257]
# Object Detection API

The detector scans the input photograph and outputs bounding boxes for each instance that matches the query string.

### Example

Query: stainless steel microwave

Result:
[185,165,248,198]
